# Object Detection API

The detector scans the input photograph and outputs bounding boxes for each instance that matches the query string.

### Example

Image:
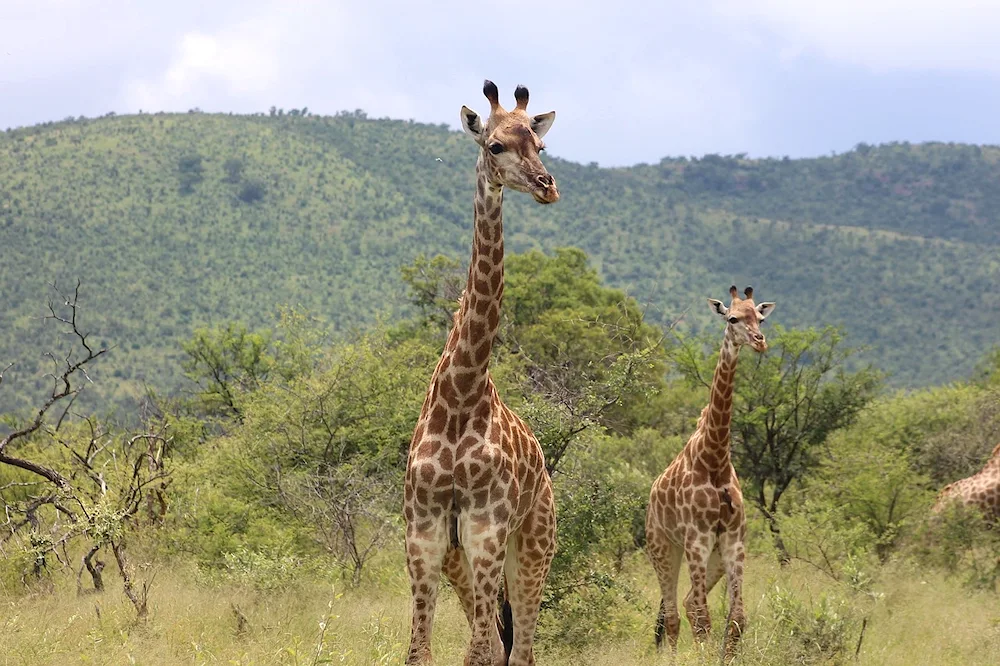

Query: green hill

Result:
[1,111,998,412]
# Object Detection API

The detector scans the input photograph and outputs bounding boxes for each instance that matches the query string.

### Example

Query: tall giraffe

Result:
[933,442,1000,520]
[404,80,559,666]
[645,286,775,655]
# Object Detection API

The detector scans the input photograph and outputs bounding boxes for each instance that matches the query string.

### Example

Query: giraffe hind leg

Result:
[654,598,667,648]
[499,584,513,660]
[442,547,476,628]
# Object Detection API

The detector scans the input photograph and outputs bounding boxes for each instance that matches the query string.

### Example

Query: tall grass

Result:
[1,550,998,665]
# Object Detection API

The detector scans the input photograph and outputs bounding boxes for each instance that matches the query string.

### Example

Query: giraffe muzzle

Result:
[531,174,560,204]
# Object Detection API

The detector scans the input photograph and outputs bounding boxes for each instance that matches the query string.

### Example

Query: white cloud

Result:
[1,0,143,83]
[6,0,999,163]
[714,0,1000,73]
[124,26,280,110]
[119,2,357,113]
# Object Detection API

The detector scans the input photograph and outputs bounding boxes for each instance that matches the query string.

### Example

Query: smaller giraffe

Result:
[933,442,1000,520]
[646,285,775,656]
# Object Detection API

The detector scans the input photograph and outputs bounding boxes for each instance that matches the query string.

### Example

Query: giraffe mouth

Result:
[532,185,560,204]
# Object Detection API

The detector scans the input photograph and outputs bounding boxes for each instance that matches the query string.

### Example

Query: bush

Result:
[780,498,879,580]
[915,504,1000,592]
[764,586,858,665]
[217,547,304,591]
[237,179,266,203]
[537,432,650,647]
[792,428,935,562]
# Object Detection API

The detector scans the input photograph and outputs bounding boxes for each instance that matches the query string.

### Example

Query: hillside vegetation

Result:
[3,230,1000,664]
[1,111,998,412]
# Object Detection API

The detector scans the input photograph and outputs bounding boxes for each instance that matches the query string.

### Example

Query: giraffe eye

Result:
[489,143,504,155]
[538,145,545,152]
[728,316,739,325]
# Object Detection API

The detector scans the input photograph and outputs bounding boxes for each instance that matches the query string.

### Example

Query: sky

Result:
[3,0,1000,166]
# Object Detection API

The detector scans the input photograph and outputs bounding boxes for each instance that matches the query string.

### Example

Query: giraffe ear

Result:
[708,298,728,317]
[531,111,555,139]
[460,106,484,143]
[756,302,776,319]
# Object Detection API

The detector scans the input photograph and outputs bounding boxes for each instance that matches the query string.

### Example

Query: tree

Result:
[0,283,166,617]
[179,312,325,423]
[399,248,668,473]
[674,325,883,562]
[181,322,275,420]
[222,157,244,184]
[398,253,465,331]
[237,179,266,203]
[183,328,436,581]
[974,346,1000,388]
[177,153,204,194]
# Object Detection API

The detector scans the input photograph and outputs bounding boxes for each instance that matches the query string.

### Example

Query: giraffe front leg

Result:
[405,517,449,665]
[462,520,509,666]
[683,533,715,642]
[646,530,683,650]
[718,528,747,657]
[683,545,721,603]
[503,482,556,666]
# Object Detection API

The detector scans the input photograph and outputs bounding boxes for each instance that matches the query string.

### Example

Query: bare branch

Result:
[0,282,111,488]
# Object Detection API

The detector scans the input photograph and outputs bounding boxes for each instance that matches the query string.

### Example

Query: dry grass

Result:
[1,552,999,665]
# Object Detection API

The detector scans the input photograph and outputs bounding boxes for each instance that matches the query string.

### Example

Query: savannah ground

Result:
[3,542,999,666]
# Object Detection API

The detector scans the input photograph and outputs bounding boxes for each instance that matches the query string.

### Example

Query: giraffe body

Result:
[645,286,775,656]
[934,442,1000,520]
[404,80,558,666]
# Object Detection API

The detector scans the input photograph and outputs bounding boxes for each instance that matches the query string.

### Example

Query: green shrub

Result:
[765,586,858,665]
[915,504,1000,593]
[216,547,305,591]
[538,432,650,647]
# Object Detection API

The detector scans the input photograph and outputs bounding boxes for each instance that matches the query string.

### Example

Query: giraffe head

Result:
[708,285,776,353]
[460,79,559,204]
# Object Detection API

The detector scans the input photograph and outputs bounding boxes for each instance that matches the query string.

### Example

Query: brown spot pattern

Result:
[934,442,1000,520]
[645,317,768,656]
[404,101,558,666]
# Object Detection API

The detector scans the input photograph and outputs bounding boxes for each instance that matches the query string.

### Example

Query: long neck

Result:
[435,153,504,404]
[983,444,1000,474]
[693,331,741,470]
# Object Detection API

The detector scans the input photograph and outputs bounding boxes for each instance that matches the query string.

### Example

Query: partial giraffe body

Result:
[403,80,559,666]
[646,285,776,658]
[934,442,1000,520]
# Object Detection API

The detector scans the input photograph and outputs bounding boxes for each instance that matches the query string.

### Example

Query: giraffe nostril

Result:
[534,174,551,188]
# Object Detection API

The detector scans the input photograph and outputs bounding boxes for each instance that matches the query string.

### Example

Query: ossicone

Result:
[483,79,500,109]
[514,85,529,110]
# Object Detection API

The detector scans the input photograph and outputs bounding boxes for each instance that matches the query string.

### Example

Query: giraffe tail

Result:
[654,598,667,649]
[498,581,513,663]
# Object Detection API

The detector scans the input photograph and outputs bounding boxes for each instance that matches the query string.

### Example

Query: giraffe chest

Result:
[648,458,745,543]
[405,400,544,531]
